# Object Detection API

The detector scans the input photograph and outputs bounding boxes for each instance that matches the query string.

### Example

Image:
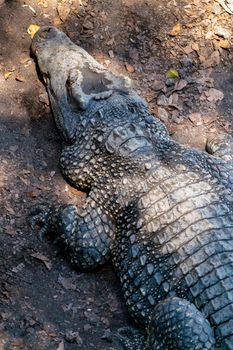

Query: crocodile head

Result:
[31,26,71,77]
[32,26,81,142]
[31,26,132,143]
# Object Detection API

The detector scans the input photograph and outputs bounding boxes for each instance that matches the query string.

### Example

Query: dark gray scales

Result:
[30,26,233,349]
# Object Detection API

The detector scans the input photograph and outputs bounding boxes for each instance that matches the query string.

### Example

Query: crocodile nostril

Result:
[39,27,56,39]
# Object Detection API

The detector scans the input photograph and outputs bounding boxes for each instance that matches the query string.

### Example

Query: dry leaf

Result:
[6,206,16,215]
[202,114,217,125]
[39,93,50,106]
[4,225,16,236]
[157,94,169,107]
[188,113,203,126]
[218,39,231,49]
[157,107,169,123]
[12,263,25,274]
[125,62,135,73]
[15,74,26,82]
[26,191,37,199]
[53,16,63,26]
[20,57,31,65]
[83,20,94,30]
[214,26,231,39]
[183,45,193,55]
[58,275,76,290]
[27,24,41,39]
[108,50,114,58]
[175,79,188,91]
[146,92,157,103]
[57,3,70,21]
[169,23,182,36]
[38,0,48,8]
[202,51,220,69]
[4,70,14,79]
[56,341,65,350]
[152,80,165,91]
[204,88,224,102]
[168,92,179,105]
[191,43,199,52]
[31,252,52,270]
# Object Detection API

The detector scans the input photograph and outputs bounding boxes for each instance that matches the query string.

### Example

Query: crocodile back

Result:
[112,149,233,346]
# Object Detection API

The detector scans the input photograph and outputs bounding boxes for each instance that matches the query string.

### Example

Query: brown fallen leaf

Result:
[0,173,7,187]
[169,23,182,36]
[4,70,14,79]
[183,45,193,55]
[188,112,203,126]
[152,80,166,91]
[201,51,220,69]
[202,114,217,125]
[174,79,188,91]
[65,330,83,345]
[38,0,48,8]
[146,93,157,103]
[168,92,179,106]
[157,94,169,106]
[56,341,65,350]
[191,43,199,52]
[31,252,52,270]
[83,19,94,30]
[125,62,135,73]
[53,16,63,26]
[39,93,50,106]
[58,275,76,290]
[15,74,26,82]
[108,50,114,58]
[27,24,40,39]
[157,107,169,123]
[4,225,16,236]
[57,3,70,21]
[214,26,231,39]
[218,39,231,49]
[20,57,31,65]
[12,263,25,273]
[6,206,16,215]
[26,191,38,199]
[204,88,224,102]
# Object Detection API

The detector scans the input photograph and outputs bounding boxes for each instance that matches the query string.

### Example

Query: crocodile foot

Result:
[116,327,145,350]
[29,203,54,241]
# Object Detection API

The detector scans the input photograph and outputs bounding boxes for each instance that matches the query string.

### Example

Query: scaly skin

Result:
[31,27,233,349]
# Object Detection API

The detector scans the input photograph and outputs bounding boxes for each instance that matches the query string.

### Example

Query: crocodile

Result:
[30,26,233,349]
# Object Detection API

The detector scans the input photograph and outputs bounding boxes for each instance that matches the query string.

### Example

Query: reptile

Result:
[30,26,233,349]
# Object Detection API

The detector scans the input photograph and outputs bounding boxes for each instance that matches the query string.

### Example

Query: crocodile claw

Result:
[29,204,54,241]
[116,327,145,350]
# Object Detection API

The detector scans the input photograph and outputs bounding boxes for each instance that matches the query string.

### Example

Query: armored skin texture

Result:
[31,26,233,349]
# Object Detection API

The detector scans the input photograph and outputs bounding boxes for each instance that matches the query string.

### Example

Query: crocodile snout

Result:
[31,26,65,55]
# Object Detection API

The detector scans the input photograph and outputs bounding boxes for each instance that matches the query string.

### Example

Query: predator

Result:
[31,26,233,349]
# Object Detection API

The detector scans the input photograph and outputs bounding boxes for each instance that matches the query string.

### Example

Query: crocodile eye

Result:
[39,27,57,40]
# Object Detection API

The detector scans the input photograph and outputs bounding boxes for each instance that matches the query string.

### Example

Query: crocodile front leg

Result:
[30,193,116,270]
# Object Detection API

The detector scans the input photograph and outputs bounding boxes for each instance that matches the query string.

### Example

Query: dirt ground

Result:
[0,0,232,349]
